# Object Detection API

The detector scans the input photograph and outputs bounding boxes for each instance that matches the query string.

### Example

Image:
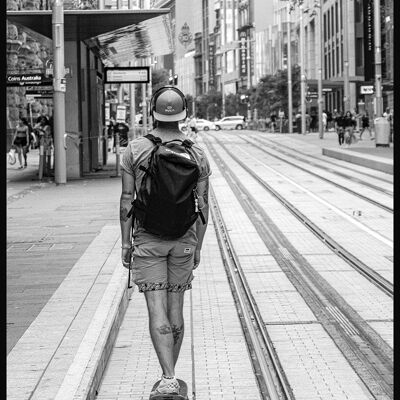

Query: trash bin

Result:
[374,117,390,147]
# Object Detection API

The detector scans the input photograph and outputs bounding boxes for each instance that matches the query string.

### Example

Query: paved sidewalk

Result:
[7,150,121,353]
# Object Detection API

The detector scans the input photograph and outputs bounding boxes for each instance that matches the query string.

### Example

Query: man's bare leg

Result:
[144,290,175,377]
[167,291,185,366]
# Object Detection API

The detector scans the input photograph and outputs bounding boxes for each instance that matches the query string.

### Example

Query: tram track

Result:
[237,134,393,213]
[209,185,294,400]
[248,133,393,186]
[206,135,393,296]
[205,136,393,400]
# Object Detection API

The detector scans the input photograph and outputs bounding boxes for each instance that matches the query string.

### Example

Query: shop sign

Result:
[360,85,374,94]
[363,0,375,81]
[25,86,53,98]
[208,41,215,88]
[239,31,248,78]
[6,74,52,86]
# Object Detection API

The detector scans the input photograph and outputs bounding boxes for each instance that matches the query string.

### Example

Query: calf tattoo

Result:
[157,324,172,335]
[156,324,184,345]
[171,324,184,345]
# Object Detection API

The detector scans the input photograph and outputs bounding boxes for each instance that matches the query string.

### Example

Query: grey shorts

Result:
[131,229,197,293]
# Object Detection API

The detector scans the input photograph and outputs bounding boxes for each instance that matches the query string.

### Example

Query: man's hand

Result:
[121,247,132,270]
[193,249,201,269]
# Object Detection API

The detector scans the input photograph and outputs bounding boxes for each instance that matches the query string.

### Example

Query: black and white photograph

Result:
[6,1,393,399]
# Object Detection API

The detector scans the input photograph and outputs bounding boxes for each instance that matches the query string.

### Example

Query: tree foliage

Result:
[194,65,301,120]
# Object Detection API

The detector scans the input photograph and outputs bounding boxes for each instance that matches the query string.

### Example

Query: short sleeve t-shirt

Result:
[120,128,211,243]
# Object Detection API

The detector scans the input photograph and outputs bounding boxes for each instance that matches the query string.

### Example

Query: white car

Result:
[195,119,215,131]
[214,116,246,130]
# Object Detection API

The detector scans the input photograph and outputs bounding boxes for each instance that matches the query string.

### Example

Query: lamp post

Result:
[373,0,383,117]
[287,4,293,134]
[312,2,324,139]
[52,0,66,184]
[300,5,306,135]
[342,0,350,112]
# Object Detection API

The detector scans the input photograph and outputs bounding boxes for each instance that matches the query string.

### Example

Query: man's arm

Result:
[194,178,209,269]
[120,170,135,268]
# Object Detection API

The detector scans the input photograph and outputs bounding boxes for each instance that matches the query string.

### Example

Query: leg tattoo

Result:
[157,324,172,335]
[171,324,183,345]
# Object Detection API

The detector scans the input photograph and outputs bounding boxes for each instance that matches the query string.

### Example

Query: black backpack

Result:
[127,134,205,239]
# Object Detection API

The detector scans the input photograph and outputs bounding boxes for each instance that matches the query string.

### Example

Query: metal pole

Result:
[247,35,251,122]
[116,84,123,176]
[287,4,293,134]
[52,0,66,184]
[148,57,152,128]
[300,5,307,135]
[129,62,136,136]
[374,0,383,117]
[318,4,324,138]
[342,0,350,112]
[221,0,227,118]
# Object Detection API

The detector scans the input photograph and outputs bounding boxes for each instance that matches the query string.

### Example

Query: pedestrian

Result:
[322,110,328,132]
[188,116,198,140]
[34,116,53,173]
[12,118,30,168]
[383,107,393,142]
[270,113,277,132]
[359,112,371,140]
[326,110,333,131]
[343,111,357,147]
[119,86,211,397]
[115,121,129,147]
[305,112,311,133]
[335,111,345,146]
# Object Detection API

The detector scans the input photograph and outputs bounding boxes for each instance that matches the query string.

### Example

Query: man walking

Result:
[119,86,211,396]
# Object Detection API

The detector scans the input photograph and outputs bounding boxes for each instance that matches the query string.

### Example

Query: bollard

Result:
[115,131,120,176]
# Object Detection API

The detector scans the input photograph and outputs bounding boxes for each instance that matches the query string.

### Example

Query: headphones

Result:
[149,85,188,120]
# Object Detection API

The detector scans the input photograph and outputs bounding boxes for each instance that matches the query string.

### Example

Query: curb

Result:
[7,225,131,400]
[322,147,393,175]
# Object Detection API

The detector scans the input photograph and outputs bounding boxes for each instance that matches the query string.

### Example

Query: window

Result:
[327,9,330,39]
[335,2,338,33]
[336,44,340,76]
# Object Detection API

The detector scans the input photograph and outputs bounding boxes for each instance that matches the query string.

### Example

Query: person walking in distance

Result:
[119,86,211,397]
[335,111,345,146]
[359,112,371,140]
[343,111,357,147]
[12,118,30,169]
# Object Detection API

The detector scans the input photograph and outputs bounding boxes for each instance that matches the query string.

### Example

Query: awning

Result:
[6,9,170,41]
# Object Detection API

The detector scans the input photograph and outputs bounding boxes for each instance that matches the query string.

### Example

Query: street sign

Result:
[104,67,150,83]
[360,85,374,94]
[116,105,126,123]
[322,88,332,92]
[6,73,53,87]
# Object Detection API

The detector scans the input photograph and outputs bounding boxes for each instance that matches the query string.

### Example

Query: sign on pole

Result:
[116,105,126,123]
[104,67,150,83]
[360,85,374,95]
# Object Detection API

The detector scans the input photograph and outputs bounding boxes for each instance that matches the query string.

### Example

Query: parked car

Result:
[195,118,215,131]
[214,116,246,130]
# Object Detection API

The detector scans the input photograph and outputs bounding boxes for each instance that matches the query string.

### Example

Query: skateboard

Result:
[149,379,188,400]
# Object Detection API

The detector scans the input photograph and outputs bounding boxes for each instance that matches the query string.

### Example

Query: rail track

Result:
[205,135,393,400]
